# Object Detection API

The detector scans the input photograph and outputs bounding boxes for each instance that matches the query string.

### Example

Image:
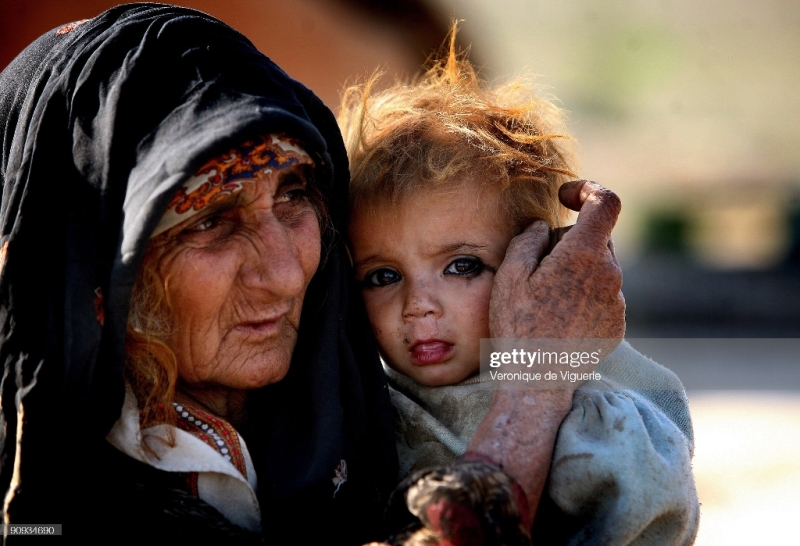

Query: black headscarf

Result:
[0,4,396,542]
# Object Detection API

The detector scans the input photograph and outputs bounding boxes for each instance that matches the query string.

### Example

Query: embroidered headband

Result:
[153,134,314,237]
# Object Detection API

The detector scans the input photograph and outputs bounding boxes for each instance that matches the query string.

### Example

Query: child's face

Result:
[349,185,516,387]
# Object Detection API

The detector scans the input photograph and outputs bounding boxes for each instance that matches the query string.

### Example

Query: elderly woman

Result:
[0,4,696,545]
[0,5,396,542]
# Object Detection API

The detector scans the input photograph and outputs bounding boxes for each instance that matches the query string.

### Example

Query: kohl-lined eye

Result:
[363,268,401,287]
[444,257,484,276]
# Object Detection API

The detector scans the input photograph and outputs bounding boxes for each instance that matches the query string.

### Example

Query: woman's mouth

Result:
[409,340,454,365]
[235,315,285,339]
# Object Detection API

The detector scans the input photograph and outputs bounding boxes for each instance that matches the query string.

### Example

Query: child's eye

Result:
[444,257,484,276]
[364,268,401,287]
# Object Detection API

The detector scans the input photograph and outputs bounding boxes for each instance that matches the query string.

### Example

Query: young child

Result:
[338,35,699,544]
[338,33,577,477]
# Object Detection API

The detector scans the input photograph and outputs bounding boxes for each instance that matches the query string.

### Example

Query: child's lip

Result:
[409,340,454,365]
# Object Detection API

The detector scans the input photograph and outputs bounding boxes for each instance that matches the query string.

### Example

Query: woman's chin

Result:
[203,327,299,389]
[182,343,296,392]
[235,353,294,390]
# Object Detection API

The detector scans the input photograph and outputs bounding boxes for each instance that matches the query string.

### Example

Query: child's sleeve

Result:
[533,341,700,545]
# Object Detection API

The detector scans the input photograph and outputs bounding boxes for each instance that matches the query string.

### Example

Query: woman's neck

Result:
[174,387,249,428]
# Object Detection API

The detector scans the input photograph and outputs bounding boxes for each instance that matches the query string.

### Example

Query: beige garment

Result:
[106,386,261,532]
[385,340,699,546]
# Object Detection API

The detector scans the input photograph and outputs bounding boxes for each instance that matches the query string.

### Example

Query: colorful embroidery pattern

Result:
[0,240,8,277]
[333,459,348,497]
[55,20,89,36]
[154,134,313,236]
[184,472,200,497]
[173,402,248,480]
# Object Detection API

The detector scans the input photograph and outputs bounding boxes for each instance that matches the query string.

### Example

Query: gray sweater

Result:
[385,340,699,546]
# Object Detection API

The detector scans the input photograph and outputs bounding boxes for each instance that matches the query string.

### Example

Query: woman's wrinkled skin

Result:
[468,179,626,521]
[152,164,320,426]
[490,179,624,342]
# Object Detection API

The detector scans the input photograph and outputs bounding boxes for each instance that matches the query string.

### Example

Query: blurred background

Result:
[2,1,798,543]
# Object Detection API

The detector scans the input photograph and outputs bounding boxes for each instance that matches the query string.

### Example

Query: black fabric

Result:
[88,442,266,544]
[0,5,397,543]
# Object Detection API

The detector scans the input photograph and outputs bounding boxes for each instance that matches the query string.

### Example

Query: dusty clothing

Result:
[386,341,699,545]
[386,366,493,478]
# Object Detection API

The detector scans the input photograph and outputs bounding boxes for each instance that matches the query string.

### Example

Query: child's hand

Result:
[489,179,625,344]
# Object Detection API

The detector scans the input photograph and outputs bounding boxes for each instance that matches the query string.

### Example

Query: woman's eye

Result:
[444,257,484,276]
[364,268,401,287]
[190,216,222,232]
[276,188,308,204]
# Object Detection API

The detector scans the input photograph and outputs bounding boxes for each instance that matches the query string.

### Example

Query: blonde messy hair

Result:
[338,24,577,230]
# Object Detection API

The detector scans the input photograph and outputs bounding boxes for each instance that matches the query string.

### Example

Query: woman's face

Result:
[154,162,321,396]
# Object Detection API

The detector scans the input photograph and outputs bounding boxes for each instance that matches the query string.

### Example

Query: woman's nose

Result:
[402,279,443,320]
[241,215,307,299]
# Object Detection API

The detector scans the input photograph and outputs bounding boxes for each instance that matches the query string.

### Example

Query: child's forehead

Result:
[358,179,505,218]
[349,182,515,247]
[348,184,519,275]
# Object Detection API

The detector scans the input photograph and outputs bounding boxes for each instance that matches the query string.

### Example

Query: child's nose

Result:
[402,279,442,320]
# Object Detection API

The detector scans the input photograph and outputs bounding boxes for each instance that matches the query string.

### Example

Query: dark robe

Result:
[0,5,396,543]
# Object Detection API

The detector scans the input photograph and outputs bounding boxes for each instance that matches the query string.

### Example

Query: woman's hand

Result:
[489,179,625,342]
[468,180,625,524]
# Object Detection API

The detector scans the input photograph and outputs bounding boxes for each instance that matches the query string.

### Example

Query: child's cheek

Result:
[465,276,493,335]
[362,291,403,351]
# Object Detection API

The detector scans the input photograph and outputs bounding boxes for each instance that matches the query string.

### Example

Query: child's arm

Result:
[537,343,699,545]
